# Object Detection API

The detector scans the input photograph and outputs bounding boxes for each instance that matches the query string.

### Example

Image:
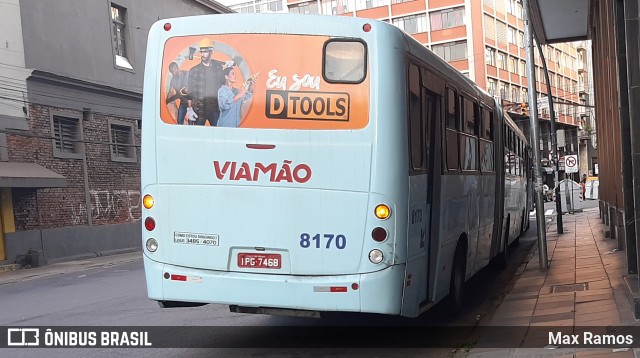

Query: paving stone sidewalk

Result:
[466,208,639,358]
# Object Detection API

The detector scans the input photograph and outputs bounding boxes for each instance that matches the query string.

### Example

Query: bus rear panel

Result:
[142,15,408,315]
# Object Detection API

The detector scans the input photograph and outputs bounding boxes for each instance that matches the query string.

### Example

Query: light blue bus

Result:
[141,14,531,318]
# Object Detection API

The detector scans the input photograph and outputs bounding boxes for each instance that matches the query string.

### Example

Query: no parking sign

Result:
[565,155,579,173]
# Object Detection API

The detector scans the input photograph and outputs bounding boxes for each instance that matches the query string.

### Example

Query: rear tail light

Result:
[145,217,156,231]
[372,227,388,242]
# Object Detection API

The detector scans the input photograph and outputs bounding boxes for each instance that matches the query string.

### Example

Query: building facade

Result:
[223,0,590,181]
[0,0,231,264]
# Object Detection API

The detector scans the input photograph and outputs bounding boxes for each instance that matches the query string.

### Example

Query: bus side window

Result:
[482,108,493,141]
[409,63,423,171]
[422,88,437,168]
[480,107,494,173]
[445,88,459,171]
[515,138,521,177]
[504,126,511,176]
[460,96,478,171]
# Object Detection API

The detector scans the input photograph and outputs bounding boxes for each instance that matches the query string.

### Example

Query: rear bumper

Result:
[144,255,405,315]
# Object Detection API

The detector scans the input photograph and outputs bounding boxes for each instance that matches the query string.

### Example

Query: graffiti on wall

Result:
[70,203,87,226]
[68,189,141,225]
[90,189,141,222]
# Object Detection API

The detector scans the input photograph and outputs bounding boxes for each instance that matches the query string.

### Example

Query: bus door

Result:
[402,63,440,316]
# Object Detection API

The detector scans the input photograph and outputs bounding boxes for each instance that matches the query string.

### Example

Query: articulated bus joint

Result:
[229,305,322,318]
[157,300,209,308]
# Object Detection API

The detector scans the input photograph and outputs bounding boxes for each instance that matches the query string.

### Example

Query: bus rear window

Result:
[323,40,366,84]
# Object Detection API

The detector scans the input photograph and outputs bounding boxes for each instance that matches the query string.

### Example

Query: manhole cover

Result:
[550,283,588,293]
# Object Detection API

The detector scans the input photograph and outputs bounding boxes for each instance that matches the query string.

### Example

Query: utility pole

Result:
[535,40,563,234]
[524,0,548,270]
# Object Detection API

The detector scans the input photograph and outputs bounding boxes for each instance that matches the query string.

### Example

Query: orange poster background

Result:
[160,34,370,129]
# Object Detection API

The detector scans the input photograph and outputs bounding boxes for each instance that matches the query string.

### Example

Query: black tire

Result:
[445,244,466,316]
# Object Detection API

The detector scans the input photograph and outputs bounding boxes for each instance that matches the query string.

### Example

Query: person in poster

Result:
[187,39,227,126]
[165,62,189,125]
[217,67,255,128]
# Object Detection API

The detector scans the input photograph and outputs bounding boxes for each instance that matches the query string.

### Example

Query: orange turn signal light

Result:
[143,194,154,209]
[374,204,391,220]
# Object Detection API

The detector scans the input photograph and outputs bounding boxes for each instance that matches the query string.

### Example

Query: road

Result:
[0,221,543,357]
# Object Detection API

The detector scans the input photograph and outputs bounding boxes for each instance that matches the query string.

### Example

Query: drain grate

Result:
[550,283,588,293]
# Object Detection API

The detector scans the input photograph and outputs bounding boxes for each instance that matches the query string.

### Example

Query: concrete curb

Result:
[0,250,142,285]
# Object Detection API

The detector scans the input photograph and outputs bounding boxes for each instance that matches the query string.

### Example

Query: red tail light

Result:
[145,217,156,231]
[372,227,387,242]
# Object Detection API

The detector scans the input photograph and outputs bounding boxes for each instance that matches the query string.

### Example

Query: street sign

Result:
[537,96,549,110]
[557,129,566,148]
[565,154,579,173]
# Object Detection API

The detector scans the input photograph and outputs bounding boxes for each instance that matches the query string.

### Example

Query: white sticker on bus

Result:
[173,232,219,246]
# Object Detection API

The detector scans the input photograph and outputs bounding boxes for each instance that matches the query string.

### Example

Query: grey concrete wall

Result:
[4,222,140,265]
[19,0,228,95]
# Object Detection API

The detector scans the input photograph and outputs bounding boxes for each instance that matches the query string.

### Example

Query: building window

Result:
[320,0,349,15]
[393,13,428,34]
[51,113,83,159]
[499,82,509,99]
[110,4,133,70]
[430,7,465,31]
[507,0,523,17]
[484,14,496,39]
[508,27,517,44]
[432,41,467,61]
[517,31,525,47]
[109,119,136,162]
[516,0,524,18]
[290,2,319,14]
[355,0,387,10]
[487,78,496,95]
[511,87,519,102]
[520,60,526,76]
[235,0,284,13]
[496,21,507,44]
[509,56,518,73]
[497,52,507,70]
[485,47,496,66]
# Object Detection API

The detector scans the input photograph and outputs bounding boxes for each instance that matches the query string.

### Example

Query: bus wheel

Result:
[446,244,466,316]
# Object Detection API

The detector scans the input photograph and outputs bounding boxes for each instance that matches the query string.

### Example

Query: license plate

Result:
[237,253,282,269]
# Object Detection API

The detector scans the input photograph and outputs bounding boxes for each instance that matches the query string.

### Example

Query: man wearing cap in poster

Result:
[187,38,229,126]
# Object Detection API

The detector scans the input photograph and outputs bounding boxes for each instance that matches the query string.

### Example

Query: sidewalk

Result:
[467,208,639,357]
[0,251,141,285]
